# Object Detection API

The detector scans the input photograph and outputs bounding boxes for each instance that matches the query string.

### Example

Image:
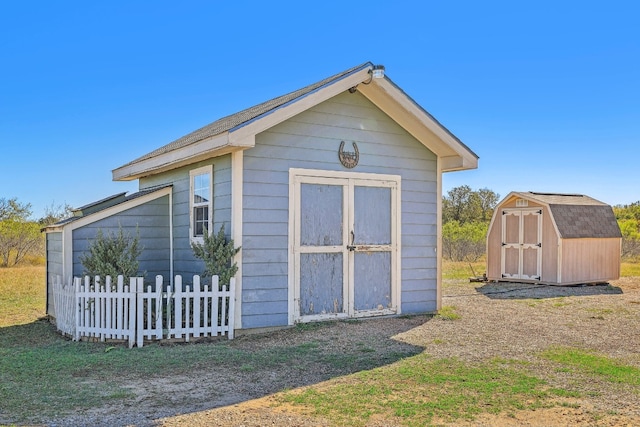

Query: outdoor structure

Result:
[486,191,621,285]
[44,62,478,332]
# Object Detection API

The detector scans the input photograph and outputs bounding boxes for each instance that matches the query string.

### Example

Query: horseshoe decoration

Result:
[338,141,359,168]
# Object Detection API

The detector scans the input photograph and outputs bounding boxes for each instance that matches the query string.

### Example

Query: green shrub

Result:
[191,224,240,287]
[442,220,487,262]
[79,227,143,284]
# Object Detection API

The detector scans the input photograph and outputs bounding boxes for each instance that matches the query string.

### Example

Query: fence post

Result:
[116,276,125,339]
[135,277,144,348]
[154,275,163,340]
[193,275,201,339]
[228,278,236,339]
[104,276,112,340]
[212,276,219,336]
[126,277,134,348]
[73,277,81,341]
[174,275,183,339]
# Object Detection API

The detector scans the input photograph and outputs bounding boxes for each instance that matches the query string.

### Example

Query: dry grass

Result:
[1,262,640,426]
[0,265,45,327]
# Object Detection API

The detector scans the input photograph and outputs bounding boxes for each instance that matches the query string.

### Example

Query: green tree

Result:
[442,220,488,262]
[191,224,241,288]
[613,201,640,221]
[0,197,32,222]
[38,202,74,226]
[441,186,499,261]
[443,186,500,224]
[476,188,500,222]
[0,197,43,267]
[0,220,42,267]
[79,227,143,284]
[443,185,474,223]
[614,202,640,260]
[618,219,640,260]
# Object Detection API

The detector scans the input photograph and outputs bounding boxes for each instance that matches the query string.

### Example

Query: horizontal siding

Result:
[46,232,63,315]
[242,288,288,304]
[242,313,288,329]
[242,90,438,328]
[72,196,171,284]
[140,155,233,278]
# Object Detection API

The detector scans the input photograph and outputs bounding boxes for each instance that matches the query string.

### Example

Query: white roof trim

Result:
[112,64,478,180]
[358,78,478,172]
[113,133,231,181]
[227,68,372,145]
[44,186,172,232]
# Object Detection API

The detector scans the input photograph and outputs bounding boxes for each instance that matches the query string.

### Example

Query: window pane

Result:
[193,173,210,204]
[193,206,209,237]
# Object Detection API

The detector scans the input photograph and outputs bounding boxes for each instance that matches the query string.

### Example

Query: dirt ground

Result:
[50,277,640,427]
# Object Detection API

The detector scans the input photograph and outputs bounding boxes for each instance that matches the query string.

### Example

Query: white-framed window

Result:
[189,165,213,241]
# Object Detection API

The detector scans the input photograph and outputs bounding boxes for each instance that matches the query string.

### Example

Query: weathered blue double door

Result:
[291,170,400,322]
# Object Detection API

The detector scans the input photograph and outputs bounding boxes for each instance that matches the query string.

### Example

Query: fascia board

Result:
[227,68,373,144]
[112,133,232,181]
[358,79,478,172]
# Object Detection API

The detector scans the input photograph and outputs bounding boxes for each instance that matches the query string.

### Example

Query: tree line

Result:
[442,186,640,262]
[0,198,71,267]
[613,202,640,260]
[441,185,499,262]
[3,190,640,267]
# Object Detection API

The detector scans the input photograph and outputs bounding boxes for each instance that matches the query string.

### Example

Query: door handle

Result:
[347,230,356,251]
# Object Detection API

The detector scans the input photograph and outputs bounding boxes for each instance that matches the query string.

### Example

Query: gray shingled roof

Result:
[517,192,621,239]
[120,62,374,168]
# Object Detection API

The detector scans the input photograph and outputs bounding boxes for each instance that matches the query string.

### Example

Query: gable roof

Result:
[505,192,622,239]
[112,62,478,181]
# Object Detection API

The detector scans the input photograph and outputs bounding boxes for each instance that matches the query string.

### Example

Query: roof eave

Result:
[112,65,375,181]
[357,77,478,172]
[112,132,236,181]
[441,155,478,172]
[226,66,374,145]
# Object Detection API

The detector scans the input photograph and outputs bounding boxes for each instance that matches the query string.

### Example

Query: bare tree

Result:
[0,197,44,266]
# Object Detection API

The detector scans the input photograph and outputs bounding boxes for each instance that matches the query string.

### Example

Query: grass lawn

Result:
[1,262,639,425]
[0,265,46,327]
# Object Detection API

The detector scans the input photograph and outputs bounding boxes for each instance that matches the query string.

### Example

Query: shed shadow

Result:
[475,281,623,299]
[2,315,431,427]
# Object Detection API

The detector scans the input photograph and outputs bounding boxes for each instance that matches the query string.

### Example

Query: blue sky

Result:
[1,1,638,219]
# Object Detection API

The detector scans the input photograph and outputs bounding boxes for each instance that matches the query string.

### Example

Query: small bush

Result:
[191,224,240,288]
[79,227,143,284]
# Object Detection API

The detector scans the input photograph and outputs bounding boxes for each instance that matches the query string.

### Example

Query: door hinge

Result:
[537,209,542,214]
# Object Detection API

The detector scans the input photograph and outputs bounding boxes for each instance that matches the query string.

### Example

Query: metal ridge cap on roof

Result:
[529,191,585,197]
[117,62,374,169]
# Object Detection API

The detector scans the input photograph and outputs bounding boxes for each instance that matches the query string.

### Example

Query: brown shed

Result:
[486,192,622,285]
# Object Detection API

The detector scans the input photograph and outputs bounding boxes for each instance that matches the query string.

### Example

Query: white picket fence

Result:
[52,274,235,348]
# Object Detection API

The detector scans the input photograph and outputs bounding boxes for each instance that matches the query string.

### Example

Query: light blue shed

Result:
[45,62,478,331]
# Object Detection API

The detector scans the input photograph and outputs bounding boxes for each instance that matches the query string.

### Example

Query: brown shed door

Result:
[501,209,542,280]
